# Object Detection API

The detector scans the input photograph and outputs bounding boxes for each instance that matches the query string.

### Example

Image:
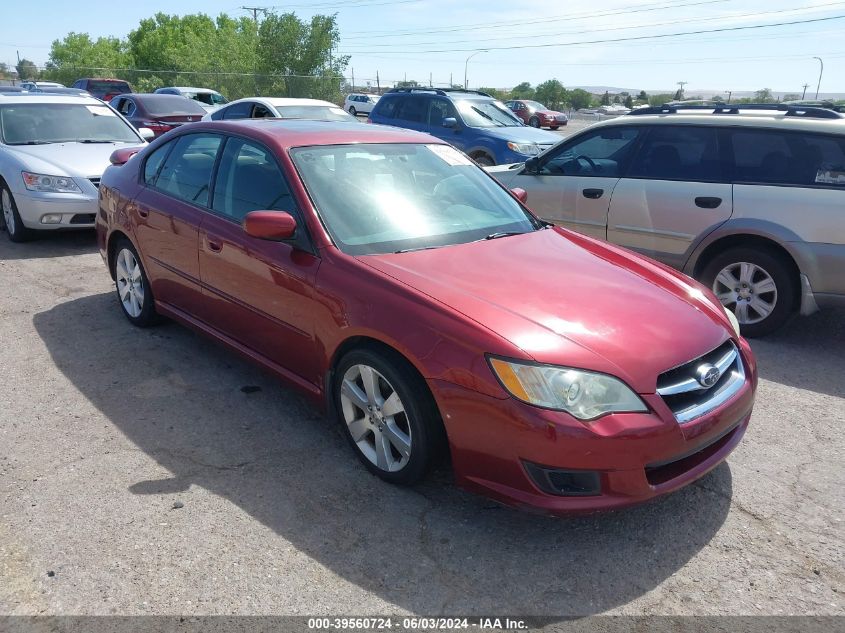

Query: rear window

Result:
[373,96,399,119]
[137,95,208,117]
[86,80,131,94]
[276,105,354,122]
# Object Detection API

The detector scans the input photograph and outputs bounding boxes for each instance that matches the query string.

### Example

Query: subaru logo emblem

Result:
[696,363,721,388]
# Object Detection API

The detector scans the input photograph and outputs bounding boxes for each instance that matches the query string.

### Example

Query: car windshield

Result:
[457,100,522,127]
[277,105,355,121]
[139,95,208,116]
[291,143,540,255]
[188,92,228,106]
[0,103,141,144]
[524,100,547,110]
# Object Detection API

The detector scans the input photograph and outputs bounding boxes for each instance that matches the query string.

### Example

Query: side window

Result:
[541,127,641,177]
[210,106,227,121]
[212,138,294,222]
[628,126,722,182]
[223,102,252,120]
[118,99,134,116]
[394,97,426,123]
[252,103,274,118]
[72,80,83,89]
[154,134,223,206]
[143,140,174,186]
[731,129,845,187]
[428,99,452,127]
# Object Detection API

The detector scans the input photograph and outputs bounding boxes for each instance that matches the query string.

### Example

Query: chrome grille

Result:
[657,341,745,424]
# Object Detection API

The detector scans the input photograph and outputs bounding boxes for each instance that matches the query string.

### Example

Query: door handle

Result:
[206,237,222,253]
[694,196,722,209]
[582,188,604,199]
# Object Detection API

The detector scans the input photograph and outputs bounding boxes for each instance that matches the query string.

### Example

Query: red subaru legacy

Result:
[96,120,756,514]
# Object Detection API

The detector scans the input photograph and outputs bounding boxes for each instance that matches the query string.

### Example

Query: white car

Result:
[203,97,357,123]
[154,86,228,112]
[20,81,65,92]
[344,93,380,116]
[0,93,150,242]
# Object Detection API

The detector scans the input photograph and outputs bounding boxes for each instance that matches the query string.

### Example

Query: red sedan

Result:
[96,120,756,514]
[505,99,569,129]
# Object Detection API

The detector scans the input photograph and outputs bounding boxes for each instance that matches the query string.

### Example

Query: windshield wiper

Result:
[7,140,55,145]
[393,245,442,254]
[479,231,528,241]
[76,139,121,143]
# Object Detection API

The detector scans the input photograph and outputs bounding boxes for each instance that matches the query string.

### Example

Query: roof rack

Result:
[386,87,492,98]
[628,103,843,120]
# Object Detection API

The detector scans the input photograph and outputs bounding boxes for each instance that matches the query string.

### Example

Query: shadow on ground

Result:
[34,292,737,616]
[0,229,97,260]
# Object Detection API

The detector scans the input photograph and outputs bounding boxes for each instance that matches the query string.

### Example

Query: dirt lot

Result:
[0,231,842,620]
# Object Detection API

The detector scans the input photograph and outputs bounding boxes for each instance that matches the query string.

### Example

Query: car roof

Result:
[158,86,220,94]
[586,112,845,135]
[186,119,442,149]
[228,97,340,108]
[0,94,107,106]
[77,77,130,83]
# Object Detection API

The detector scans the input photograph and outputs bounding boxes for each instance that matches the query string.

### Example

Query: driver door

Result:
[508,126,642,240]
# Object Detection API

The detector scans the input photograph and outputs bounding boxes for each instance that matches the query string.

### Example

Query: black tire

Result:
[700,247,797,337]
[472,153,495,167]
[111,238,159,327]
[334,348,446,485]
[528,116,540,128]
[1,182,35,243]
[550,126,560,130]
[348,106,357,116]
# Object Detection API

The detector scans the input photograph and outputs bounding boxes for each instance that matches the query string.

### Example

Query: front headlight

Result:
[507,142,541,156]
[22,172,82,194]
[723,305,741,337]
[488,357,647,420]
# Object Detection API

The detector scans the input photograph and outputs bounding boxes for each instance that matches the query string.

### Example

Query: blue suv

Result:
[367,88,561,166]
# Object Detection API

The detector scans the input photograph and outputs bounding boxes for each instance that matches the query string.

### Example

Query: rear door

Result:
[131,133,223,312]
[197,136,321,381]
[607,125,733,268]
[392,95,429,135]
[507,126,642,240]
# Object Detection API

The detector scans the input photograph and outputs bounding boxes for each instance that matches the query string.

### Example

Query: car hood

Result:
[535,108,566,117]
[473,125,560,144]
[360,228,731,393]
[4,142,142,178]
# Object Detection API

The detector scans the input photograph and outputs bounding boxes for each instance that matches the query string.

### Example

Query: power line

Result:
[338,13,845,54]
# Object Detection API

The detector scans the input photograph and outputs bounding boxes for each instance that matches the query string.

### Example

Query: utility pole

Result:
[429,72,432,87]
[351,67,354,91]
[726,90,732,103]
[242,6,268,21]
[813,56,824,99]
[802,83,810,99]
[376,70,380,94]
[676,81,687,100]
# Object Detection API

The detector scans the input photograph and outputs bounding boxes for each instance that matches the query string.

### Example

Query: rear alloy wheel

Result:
[113,239,158,327]
[348,106,357,116]
[335,349,443,485]
[529,116,540,128]
[701,247,796,337]
[1,183,34,243]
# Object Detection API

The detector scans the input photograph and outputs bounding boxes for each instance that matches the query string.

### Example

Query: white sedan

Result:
[202,97,358,123]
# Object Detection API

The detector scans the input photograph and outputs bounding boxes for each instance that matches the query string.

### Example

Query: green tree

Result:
[624,95,633,108]
[710,94,726,102]
[477,86,508,100]
[753,88,775,103]
[43,33,129,85]
[599,91,610,106]
[257,12,347,101]
[510,81,534,99]
[534,79,567,110]
[16,58,39,81]
[648,93,675,106]
[637,90,648,102]
[673,88,684,101]
[782,93,802,102]
[568,88,592,110]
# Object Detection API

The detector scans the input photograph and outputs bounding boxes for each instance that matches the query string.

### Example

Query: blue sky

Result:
[1,0,843,95]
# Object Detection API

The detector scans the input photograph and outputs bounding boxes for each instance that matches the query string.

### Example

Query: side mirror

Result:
[243,210,297,241]
[109,147,143,166]
[138,127,155,141]
[442,117,458,128]
[511,188,528,204]
[524,156,540,174]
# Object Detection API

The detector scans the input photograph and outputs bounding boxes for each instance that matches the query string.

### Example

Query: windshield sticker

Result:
[86,105,117,116]
[427,144,473,166]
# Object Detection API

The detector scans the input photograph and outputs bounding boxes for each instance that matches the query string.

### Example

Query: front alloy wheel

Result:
[1,184,34,242]
[340,363,412,473]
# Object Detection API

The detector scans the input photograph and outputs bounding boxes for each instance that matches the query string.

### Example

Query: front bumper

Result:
[431,339,757,515]
[12,190,98,230]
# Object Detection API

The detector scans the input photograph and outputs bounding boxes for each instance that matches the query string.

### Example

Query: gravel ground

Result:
[0,231,842,620]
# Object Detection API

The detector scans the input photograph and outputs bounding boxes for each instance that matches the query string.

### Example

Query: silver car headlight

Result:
[507,142,541,156]
[723,305,741,337]
[22,171,82,194]
[488,357,647,420]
